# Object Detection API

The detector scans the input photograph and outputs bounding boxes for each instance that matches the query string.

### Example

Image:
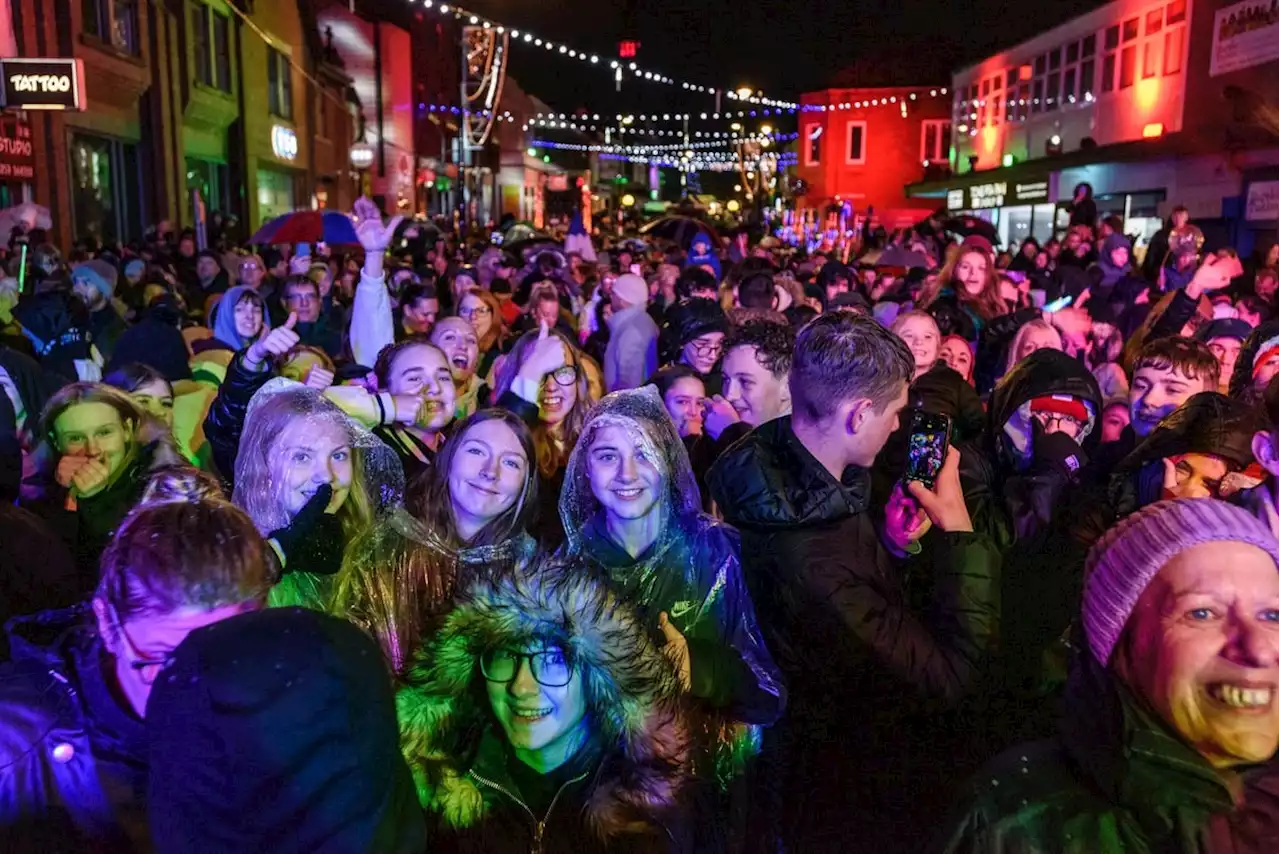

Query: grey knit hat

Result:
[1082,498,1279,666]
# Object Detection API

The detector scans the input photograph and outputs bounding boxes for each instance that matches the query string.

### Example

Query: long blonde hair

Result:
[232,388,375,541]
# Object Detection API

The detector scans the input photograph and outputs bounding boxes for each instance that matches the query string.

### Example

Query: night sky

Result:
[458,0,1111,118]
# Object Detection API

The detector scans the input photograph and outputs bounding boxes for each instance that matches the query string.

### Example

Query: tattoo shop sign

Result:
[0,58,86,110]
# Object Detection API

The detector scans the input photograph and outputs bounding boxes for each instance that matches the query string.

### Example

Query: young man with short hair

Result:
[708,311,998,852]
[718,319,793,428]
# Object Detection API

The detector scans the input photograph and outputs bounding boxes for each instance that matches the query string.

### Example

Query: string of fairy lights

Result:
[406,0,797,108]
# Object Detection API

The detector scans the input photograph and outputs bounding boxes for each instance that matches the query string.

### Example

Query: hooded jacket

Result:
[146,607,425,854]
[1105,392,1258,520]
[1231,320,1279,400]
[685,233,721,281]
[0,606,149,853]
[706,415,999,850]
[961,348,1101,551]
[210,285,270,351]
[940,649,1278,853]
[556,388,784,727]
[397,563,694,854]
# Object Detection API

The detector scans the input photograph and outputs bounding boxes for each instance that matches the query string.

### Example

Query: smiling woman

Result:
[941,498,1279,853]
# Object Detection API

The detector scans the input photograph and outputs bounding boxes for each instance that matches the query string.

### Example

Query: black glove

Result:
[267,485,346,576]
[1031,421,1088,481]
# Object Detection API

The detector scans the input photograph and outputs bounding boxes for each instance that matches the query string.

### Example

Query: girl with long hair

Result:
[232,378,404,609]
[331,409,540,676]
[492,322,597,547]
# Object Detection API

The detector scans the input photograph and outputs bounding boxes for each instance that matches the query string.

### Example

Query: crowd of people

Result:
[0,194,1276,853]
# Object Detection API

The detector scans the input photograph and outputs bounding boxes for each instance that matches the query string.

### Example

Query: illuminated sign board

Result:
[0,58,86,111]
[271,125,298,161]
[968,181,1007,209]
[1013,181,1049,202]
[0,119,35,180]
[945,189,965,211]
[618,40,640,58]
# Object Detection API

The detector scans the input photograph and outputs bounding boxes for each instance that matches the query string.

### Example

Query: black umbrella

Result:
[639,215,722,250]
[943,215,999,246]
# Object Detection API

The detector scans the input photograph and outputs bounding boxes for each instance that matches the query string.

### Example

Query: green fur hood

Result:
[396,559,691,841]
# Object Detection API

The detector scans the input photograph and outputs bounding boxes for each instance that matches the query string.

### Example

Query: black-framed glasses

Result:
[459,306,492,320]
[113,617,175,685]
[689,339,723,357]
[549,365,578,386]
[481,647,573,687]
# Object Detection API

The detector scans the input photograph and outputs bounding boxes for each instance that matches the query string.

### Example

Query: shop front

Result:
[256,159,300,226]
[943,174,1060,247]
[0,115,35,209]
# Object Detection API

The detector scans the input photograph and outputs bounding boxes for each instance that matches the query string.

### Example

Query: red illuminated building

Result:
[906,0,1278,254]
[794,85,951,229]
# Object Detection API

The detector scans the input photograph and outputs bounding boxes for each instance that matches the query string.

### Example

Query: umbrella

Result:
[875,246,930,269]
[943,215,999,246]
[250,210,359,246]
[502,222,547,245]
[506,237,562,265]
[0,202,52,242]
[638,215,721,250]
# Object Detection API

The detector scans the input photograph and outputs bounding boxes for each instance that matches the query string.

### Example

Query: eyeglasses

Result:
[459,306,492,319]
[481,647,573,687]
[548,365,578,386]
[113,616,175,685]
[689,339,723,357]
[285,292,317,304]
[239,264,262,274]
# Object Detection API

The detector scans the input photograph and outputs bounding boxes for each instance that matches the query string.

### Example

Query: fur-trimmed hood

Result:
[396,559,690,843]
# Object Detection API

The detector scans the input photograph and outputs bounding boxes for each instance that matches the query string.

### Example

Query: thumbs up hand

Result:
[245,312,301,369]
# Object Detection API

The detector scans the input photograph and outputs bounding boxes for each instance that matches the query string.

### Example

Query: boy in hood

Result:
[686,232,721,281]
[1195,318,1252,393]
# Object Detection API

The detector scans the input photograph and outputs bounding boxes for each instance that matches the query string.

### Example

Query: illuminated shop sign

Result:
[968,181,1007,208]
[271,125,298,161]
[1013,181,1049,202]
[0,58,86,111]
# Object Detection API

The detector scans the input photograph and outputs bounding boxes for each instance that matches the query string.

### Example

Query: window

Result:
[921,119,951,164]
[192,5,231,91]
[71,133,144,243]
[804,124,822,166]
[186,158,229,218]
[81,0,140,55]
[212,13,230,91]
[267,47,293,120]
[1099,0,1187,92]
[845,121,866,164]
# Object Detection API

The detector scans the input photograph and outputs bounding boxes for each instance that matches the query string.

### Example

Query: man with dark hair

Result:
[675,266,719,301]
[720,319,793,427]
[708,311,998,851]
[282,275,341,358]
[736,271,777,311]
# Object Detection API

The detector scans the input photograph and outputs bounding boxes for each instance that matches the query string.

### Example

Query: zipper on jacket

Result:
[468,767,589,854]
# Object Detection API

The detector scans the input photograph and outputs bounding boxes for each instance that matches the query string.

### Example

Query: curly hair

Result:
[723,319,795,380]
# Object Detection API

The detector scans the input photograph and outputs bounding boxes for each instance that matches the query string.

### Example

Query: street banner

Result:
[1210,0,1279,76]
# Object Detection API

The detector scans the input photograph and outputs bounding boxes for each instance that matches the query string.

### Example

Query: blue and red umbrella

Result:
[250,210,359,246]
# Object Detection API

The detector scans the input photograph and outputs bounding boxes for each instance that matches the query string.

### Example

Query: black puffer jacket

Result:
[959,348,1102,553]
[0,606,149,853]
[202,350,273,489]
[707,416,1000,851]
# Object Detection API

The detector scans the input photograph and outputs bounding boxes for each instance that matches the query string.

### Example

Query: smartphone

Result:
[296,242,312,259]
[1044,294,1074,313]
[904,410,952,490]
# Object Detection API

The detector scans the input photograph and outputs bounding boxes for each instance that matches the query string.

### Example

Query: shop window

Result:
[71,133,143,244]
[921,120,951,164]
[804,125,822,166]
[82,0,140,55]
[192,4,231,92]
[846,122,866,164]
[186,158,229,218]
[267,47,294,121]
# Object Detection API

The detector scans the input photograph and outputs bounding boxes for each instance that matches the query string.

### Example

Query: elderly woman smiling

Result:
[941,498,1278,852]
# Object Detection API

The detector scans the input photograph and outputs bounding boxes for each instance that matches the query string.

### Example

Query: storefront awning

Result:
[904,134,1195,209]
